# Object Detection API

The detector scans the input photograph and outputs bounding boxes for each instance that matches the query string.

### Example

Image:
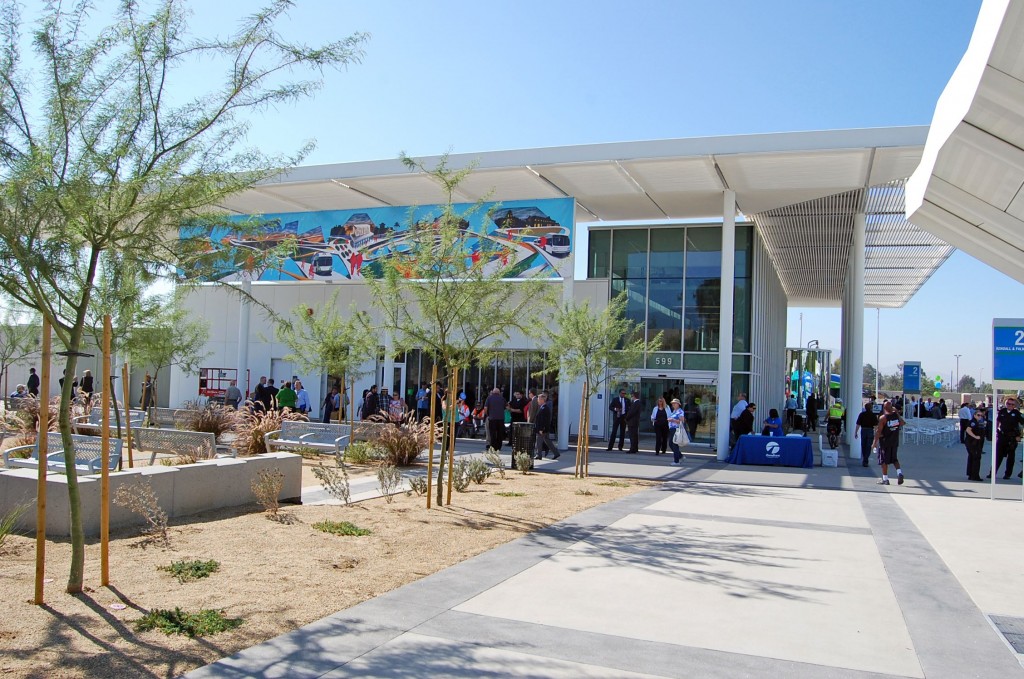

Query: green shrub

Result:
[451,459,471,492]
[575,488,594,496]
[313,453,350,505]
[313,520,371,536]
[376,464,401,503]
[597,480,630,488]
[372,414,431,466]
[514,452,532,473]
[251,468,284,517]
[113,481,169,546]
[344,440,385,464]
[482,448,505,479]
[136,607,241,637]
[175,402,240,441]
[408,476,428,496]
[236,408,308,457]
[159,559,220,583]
[465,459,490,484]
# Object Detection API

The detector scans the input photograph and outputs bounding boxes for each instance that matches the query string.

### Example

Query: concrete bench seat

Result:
[3,433,123,474]
[132,427,234,465]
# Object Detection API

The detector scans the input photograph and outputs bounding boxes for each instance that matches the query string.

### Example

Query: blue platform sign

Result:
[902,362,921,393]
[993,318,1024,388]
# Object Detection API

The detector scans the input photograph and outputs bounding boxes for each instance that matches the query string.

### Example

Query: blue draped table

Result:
[728,435,814,468]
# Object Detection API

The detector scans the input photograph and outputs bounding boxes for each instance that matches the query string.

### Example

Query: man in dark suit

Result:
[625,392,643,454]
[606,389,628,451]
[533,392,558,460]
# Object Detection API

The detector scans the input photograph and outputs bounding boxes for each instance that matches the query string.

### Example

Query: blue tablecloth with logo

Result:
[728,435,814,468]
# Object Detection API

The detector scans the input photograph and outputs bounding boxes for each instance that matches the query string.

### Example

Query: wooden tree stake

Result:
[33,319,52,605]
[100,315,112,586]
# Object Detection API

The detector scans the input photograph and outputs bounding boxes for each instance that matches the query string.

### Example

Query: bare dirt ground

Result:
[0,458,655,678]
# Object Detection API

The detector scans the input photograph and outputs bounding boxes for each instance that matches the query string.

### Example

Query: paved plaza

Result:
[187,436,1024,678]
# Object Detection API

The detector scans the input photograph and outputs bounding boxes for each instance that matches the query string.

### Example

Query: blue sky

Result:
[185,1,1018,382]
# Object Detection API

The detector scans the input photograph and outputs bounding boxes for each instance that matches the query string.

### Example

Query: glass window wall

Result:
[588,230,610,278]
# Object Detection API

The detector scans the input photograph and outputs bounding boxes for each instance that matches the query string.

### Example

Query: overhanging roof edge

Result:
[263,126,930,187]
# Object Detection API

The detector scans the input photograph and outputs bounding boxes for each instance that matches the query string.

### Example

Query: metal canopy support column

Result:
[845,212,866,448]
[557,249,576,452]
[843,276,851,446]
[237,276,252,397]
[716,190,736,460]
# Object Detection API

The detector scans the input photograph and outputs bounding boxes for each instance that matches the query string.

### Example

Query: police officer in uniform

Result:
[991,397,1023,479]
[964,408,987,481]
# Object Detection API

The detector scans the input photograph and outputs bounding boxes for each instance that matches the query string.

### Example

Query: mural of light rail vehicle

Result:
[201,198,574,282]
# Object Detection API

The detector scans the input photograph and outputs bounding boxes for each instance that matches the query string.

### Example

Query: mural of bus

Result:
[543,233,571,258]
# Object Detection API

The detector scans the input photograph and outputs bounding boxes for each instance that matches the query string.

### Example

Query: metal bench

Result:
[132,427,232,465]
[73,408,146,435]
[264,420,393,454]
[146,407,180,428]
[3,434,123,474]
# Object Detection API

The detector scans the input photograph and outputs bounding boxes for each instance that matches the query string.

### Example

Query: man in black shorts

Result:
[872,402,906,486]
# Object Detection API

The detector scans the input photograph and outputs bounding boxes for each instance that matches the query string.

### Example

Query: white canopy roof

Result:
[907,0,1024,284]
[222,126,949,307]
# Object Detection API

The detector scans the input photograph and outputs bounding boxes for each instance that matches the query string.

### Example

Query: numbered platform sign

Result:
[902,362,921,393]
[993,318,1024,389]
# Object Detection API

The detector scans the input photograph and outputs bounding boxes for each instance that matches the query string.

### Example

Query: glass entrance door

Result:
[681,382,717,445]
[639,378,685,434]
[379,365,405,402]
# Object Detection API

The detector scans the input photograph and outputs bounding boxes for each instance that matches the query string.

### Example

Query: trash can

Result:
[793,413,805,431]
[510,422,536,469]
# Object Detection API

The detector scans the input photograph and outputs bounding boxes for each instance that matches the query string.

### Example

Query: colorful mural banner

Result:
[187,197,575,282]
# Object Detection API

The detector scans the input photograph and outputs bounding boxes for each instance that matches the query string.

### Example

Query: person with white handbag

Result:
[668,398,688,465]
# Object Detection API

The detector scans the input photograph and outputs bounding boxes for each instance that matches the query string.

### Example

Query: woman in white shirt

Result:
[651,397,670,456]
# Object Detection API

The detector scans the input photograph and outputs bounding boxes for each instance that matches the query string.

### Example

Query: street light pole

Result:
[954,354,961,394]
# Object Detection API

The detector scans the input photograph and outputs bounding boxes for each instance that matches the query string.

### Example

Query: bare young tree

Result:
[0,0,367,593]
[0,302,40,398]
[543,294,660,477]
[367,154,552,506]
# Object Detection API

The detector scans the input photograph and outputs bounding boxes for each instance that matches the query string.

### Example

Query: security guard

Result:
[992,397,1023,479]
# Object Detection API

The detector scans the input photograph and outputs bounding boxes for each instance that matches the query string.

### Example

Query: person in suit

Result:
[625,392,643,454]
[606,389,628,451]
[533,392,559,460]
[805,392,818,432]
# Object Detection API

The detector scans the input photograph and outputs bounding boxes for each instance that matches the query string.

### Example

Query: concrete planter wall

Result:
[0,452,302,538]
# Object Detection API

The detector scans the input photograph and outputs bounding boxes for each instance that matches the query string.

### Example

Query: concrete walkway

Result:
[188,435,1024,678]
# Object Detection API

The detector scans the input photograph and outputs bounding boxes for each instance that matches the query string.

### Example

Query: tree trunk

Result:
[58,344,84,593]
[426,365,437,509]
[582,398,591,477]
[435,373,447,507]
[445,372,457,505]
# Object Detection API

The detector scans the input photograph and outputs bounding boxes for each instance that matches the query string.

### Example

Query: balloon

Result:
[933,390,941,398]
[934,378,943,388]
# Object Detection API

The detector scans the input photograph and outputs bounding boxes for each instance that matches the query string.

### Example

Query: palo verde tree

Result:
[368,153,551,507]
[0,0,366,593]
[124,291,210,408]
[275,291,377,429]
[542,294,659,477]
[0,300,41,397]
